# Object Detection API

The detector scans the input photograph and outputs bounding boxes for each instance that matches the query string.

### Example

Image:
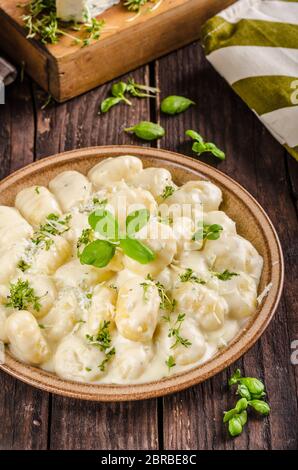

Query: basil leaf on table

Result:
[161,95,195,115]
[100,97,123,113]
[185,129,204,142]
[111,81,127,97]
[80,240,115,268]
[186,129,225,160]
[248,400,270,415]
[126,209,150,236]
[124,121,165,141]
[88,210,119,241]
[120,237,155,264]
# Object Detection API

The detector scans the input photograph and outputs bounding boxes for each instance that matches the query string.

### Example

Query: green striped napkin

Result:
[201,0,298,161]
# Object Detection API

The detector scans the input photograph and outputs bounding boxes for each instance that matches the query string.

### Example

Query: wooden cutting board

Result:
[0,0,234,102]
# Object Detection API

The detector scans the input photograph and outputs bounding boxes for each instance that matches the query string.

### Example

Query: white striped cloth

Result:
[201,0,298,161]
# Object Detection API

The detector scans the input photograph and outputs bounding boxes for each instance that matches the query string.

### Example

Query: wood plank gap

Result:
[29,77,38,162]
[157,398,164,451]
[46,393,52,450]
[284,151,298,216]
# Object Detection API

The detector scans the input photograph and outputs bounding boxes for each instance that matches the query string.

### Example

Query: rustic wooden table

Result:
[0,43,297,451]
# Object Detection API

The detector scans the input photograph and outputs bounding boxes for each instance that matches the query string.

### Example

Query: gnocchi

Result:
[0,156,263,384]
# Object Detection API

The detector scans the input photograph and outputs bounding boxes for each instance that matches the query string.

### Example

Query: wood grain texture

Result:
[155,43,298,450]
[0,77,50,450]
[0,0,235,101]
[0,41,297,450]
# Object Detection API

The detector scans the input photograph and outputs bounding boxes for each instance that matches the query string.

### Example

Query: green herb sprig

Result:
[20,0,105,47]
[224,369,270,437]
[86,320,115,372]
[124,0,150,12]
[146,275,176,312]
[166,355,176,370]
[186,130,225,160]
[160,185,175,200]
[100,79,159,113]
[163,313,192,370]
[192,222,223,242]
[212,270,239,281]
[5,279,41,312]
[31,213,72,250]
[79,208,155,268]
[179,268,205,284]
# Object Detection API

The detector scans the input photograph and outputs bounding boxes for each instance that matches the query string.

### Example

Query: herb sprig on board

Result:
[124,0,150,12]
[20,0,105,46]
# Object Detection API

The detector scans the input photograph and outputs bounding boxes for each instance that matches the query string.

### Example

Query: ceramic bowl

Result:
[0,146,284,401]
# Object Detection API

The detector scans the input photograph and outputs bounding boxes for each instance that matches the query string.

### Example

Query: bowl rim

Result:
[0,145,284,401]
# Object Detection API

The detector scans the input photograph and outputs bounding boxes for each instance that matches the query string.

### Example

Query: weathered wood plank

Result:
[155,43,298,450]
[32,67,159,450]
[0,77,50,450]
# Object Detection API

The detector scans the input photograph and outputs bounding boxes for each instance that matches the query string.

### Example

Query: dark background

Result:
[0,42,297,450]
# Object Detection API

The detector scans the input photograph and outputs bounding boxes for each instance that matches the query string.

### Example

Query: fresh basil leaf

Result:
[111,81,127,97]
[239,377,265,395]
[161,96,195,115]
[88,210,119,241]
[248,400,270,416]
[223,408,237,423]
[100,97,122,113]
[235,398,248,413]
[228,416,243,437]
[120,237,155,264]
[185,129,204,142]
[126,209,150,236]
[124,121,165,141]
[80,240,115,268]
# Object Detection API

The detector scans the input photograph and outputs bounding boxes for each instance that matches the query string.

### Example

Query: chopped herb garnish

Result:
[77,228,93,255]
[212,270,239,281]
[85,367,92,372]
[108,284,118,291]
[179,268,205,284]
[146,275,176,311]
[124,0,150,12]
[140,281,152,302]
[17,259,31,272]
[166,355,176,370]
[160,185,175,199]
[5,279,41,312]
[31,213,71,250]
[35,186,40,194]
[163,313,192,349]
[86,320,115,372]
[193,222,223,242]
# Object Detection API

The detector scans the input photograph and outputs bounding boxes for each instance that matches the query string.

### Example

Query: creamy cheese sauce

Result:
[0,156,263,384]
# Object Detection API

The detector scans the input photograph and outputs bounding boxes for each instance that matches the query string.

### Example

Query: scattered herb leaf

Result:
[161,95,195,115]
[186,129,225,160]
[5,279,41,312]
[179,268,205,284]
[160,185,175,199]
[124,121,165,141]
